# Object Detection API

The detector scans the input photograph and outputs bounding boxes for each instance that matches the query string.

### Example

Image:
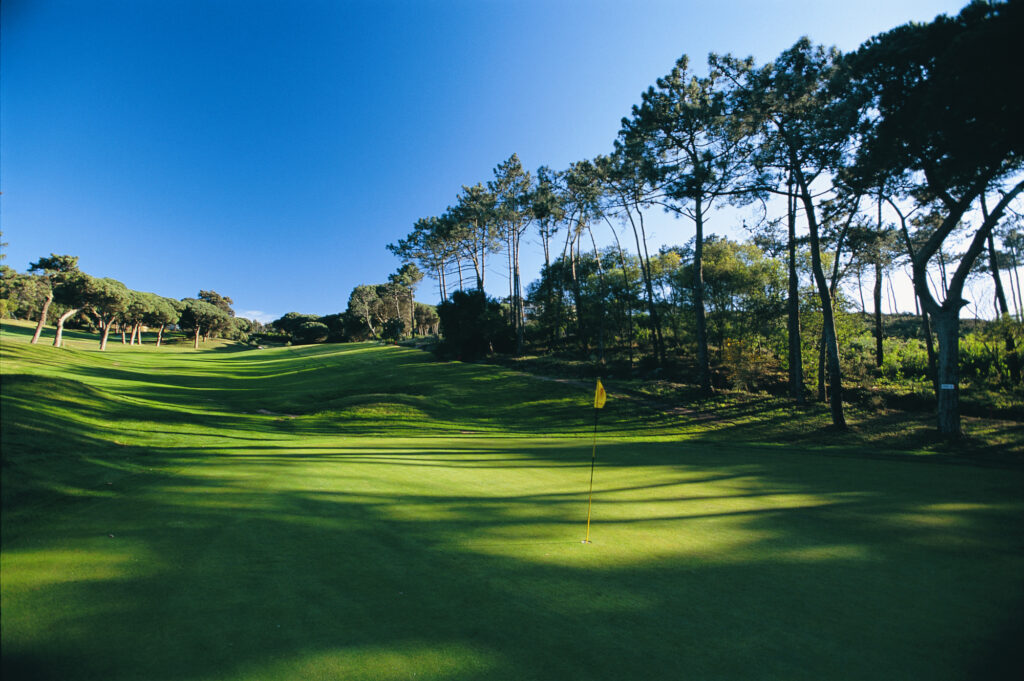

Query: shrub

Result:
[436,290,513,360]
[381,317,407,344]
[293,321,329,345]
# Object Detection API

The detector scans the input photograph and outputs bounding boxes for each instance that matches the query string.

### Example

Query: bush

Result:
[249,331,290,346]
[878,337,930,382]
[293,321,329,345]
[436,290,513,360]
[381,317,406,344]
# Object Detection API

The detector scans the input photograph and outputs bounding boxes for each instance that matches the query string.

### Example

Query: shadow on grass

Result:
[3,330,1024,679]
[4,394,1024,680]
[9,323,1019,456]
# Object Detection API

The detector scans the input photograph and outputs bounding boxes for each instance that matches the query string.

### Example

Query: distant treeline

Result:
[0,252,252,350]
[262,263,440,346]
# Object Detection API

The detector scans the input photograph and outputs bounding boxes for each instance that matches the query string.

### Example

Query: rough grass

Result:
[2,319,1024,681]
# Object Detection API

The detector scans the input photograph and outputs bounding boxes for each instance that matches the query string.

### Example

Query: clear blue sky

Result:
[1,0,966,322]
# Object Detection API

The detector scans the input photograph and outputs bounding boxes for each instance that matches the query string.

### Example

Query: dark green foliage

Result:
[51,272,92,309]
[413,303,439,336]
[318,312,349,342]
[669,237,787,349]
[196,290,236,338]
[272,312,321,338]
[848,1,1024,197]
[178,298,229,345]
[153,298,185,340]
[197,290,234,316]
[345,271,421,342]
[25,255,82,340]
[293,321,329,345]
[436,289,512,360]
[85,278,130,320]
[28,254,80,279]
[961,320,1024,386]
[0,271,49,320]
[263,312,354,345]
[380,317,406,344]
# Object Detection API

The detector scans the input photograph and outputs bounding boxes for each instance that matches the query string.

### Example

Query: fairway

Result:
[2,322,1023,680]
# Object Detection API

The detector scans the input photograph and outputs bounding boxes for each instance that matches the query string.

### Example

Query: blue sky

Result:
[1,0,967,322]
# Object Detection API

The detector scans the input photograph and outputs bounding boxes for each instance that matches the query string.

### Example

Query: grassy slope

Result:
[2,319,1023,681]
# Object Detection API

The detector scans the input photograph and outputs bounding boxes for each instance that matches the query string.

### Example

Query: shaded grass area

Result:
[617,378,1024,463]
[3,320,1024,680]
[496,352,1024,456]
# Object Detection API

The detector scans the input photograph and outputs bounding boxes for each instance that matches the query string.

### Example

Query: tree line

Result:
[0,242,443,350]
[385,1,1023,437]
[265,264,439,346]
[0,251,250,350]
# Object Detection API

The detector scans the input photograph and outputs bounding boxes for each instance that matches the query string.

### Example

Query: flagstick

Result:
[583,407,599,544]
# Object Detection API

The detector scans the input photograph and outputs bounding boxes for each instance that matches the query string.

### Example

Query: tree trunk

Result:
[587,227,607,365]
[874,260,884,367]
[541,240,556,351]
[987,232,1021,384]
[479,226,486,291]
[920,306,939,393]
[606,218,636,369]
[693,198,712,394]
[406,294,413,336]
[570,235,586,352]
[365,307,377,338]
[625,204,665,366]
[194,327,200,350]
[100,322,112,351]
[857,269,866,314]
[53,308,79,348]
[937,250,949,298]
[31,292,53,344]
[1010,260,1022,320]
[157,324,165,347]
[786,184,804,402]
[817,332,827,402]
[892,202,940,395]
[513,233,525,356]
[932,310,961,437]
[544,258,559,351]
[1010,244,1024,322]
[506,234,515,325]
[913,181,1024,436]
[796,169,845,428]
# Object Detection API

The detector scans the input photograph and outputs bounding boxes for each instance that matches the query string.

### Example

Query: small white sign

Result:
[940,384,956,389]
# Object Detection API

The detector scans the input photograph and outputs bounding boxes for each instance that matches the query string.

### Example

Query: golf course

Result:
[2,319,1023,680]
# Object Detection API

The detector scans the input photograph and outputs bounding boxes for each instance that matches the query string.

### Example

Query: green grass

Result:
[3,319,1024,680]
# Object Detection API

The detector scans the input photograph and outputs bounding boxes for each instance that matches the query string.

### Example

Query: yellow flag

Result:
[594,378,607,409]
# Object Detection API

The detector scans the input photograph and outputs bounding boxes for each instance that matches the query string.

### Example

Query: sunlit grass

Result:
[2,319,1024,680]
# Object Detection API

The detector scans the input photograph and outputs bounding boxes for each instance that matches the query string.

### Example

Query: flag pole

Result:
[583,406,599,544]
[583,378,606,544]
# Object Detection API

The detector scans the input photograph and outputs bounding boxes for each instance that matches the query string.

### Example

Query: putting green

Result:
[2,321,1023,680]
